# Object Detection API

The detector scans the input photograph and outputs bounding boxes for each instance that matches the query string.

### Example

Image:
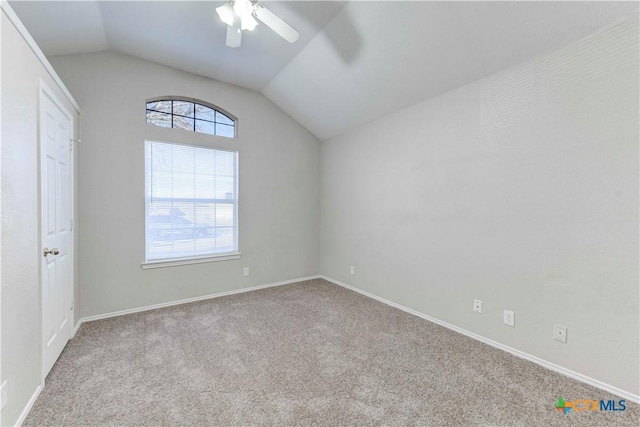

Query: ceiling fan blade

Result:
[226,22,242,48]
[254,4,299,43]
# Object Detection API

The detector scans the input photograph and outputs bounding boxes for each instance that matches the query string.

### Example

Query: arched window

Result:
[146,97,236,138]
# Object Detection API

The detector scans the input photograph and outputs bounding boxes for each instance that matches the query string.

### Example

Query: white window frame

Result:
[141,139,240,269]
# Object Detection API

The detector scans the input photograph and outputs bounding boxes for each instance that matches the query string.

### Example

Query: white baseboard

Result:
[15,384,42,427]
[72,320,82,338]
[320,275,640,405]
[75,275,321,327]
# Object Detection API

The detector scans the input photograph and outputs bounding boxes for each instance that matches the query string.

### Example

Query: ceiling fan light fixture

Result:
[216,3,235,26]
[220,0,299,48]
[241,14,258,31]
[232,0,253,17]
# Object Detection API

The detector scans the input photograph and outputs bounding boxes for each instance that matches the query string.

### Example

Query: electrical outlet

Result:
[554,324,567,343]
[350,266,355,275]
[243,267,249,277]
[1,381,7,410]
[473,299,482,313]
[503,310,515,327]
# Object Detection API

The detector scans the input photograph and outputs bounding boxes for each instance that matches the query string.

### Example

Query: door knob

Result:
[43,247,60,257]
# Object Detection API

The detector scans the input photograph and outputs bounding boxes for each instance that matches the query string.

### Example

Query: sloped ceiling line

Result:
[10,1,640,141]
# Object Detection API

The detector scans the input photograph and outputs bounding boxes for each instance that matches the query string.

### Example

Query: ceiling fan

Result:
[216,0,300,48]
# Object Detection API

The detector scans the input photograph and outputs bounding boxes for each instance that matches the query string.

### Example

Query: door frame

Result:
[38,79,75,385]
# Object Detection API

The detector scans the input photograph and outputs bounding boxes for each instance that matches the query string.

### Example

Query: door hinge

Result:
[71,298,74,311]
[70,138,81,152]
[70,218,74,231]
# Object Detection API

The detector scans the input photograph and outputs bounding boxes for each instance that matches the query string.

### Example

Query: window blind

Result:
[145,140,238,261]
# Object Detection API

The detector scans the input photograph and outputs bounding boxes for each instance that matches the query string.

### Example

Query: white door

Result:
[40,83,73,378]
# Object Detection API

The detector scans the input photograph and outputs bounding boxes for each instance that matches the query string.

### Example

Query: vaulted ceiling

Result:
[11,1,639,140]
[9,1,346,91]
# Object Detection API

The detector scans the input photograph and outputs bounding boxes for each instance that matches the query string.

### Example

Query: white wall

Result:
[320,19,639,396]
[1,8,80,426]
[48,51,321,319]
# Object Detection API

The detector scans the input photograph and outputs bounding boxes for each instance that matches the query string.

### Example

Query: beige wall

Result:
[320,20,639,396]
[48,51,321,319]
[1,9,81,426]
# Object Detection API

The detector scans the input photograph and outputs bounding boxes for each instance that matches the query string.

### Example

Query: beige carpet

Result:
[25,279,638,426]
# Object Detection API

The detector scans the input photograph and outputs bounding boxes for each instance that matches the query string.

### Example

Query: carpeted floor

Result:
[25,279,638,426]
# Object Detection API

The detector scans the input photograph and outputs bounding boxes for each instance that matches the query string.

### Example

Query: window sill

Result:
[141,252,241,269]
